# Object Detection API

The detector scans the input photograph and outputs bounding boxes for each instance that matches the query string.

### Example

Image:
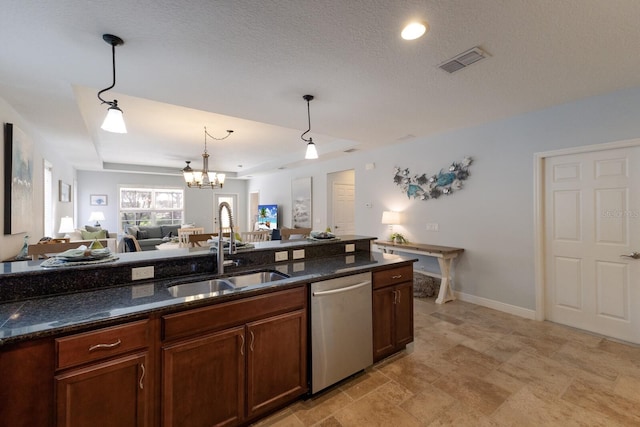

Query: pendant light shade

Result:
[301,94,319,160]
[97,34,127,133]
[305,141,318,159]
[101,102,127,133]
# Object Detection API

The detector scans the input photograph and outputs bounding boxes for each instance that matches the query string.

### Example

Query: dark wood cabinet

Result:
[53,319,151,427]
[162,327,245,427]
[0,338,55,427]
[372,265,414,362]
[246,309,307,419]
[55,352,149,427]
[161,286,308,426]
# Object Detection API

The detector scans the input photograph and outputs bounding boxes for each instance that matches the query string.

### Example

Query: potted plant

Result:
[389,232,407,244]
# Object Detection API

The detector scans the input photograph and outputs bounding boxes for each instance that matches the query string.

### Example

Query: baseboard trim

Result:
[454,291,536,320]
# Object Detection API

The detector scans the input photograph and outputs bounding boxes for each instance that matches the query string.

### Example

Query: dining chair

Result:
[280,228,312,241]
[240,230,270,242]
[178,227,205,247]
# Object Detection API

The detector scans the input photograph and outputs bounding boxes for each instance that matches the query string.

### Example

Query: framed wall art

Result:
[59,180,71,203]
[90,194,108,206]
[4,123,34,235]
[291,176,312,228]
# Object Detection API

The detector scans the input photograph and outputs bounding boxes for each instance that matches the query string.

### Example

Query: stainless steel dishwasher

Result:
[311,272,373,394]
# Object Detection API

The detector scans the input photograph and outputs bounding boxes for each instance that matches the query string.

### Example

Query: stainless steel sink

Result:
[167,279,234,297]
[225,271,289,288]
[167,270,289,297]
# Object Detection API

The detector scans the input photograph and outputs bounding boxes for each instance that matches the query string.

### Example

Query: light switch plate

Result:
[275,251,288,262]
[345,244,355,253]
[293,249,305,260]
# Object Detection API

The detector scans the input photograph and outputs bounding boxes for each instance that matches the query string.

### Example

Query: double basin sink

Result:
[168,270,289,298]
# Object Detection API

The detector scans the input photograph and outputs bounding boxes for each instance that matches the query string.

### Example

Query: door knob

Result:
[620,252,640,260]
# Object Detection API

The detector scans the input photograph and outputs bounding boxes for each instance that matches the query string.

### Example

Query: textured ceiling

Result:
[2,0,640,177]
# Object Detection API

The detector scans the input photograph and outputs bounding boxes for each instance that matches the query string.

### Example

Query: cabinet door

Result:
[162,326,245,427]
[246,310,307,419]
[372,287,395,362]
[394,281,414,348]
[55,352,148,427]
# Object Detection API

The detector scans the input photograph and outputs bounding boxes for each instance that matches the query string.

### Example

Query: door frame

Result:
[533,137,640,321]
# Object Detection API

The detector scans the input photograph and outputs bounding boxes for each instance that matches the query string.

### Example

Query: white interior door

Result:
[332,183,355,235]
[544,146,640,343]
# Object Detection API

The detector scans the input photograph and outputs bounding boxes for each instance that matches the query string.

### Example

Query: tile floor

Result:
[254,297,640,426]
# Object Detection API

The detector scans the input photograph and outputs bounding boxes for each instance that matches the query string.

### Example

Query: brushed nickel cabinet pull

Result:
[250,331,255,352]
[139,363,145,390]
[392,275,402,279]
[396,289,401,304]
[88,339,122,352]
[240,333,245,356]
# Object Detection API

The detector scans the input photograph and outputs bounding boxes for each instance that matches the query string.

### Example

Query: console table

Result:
[374,241,464,304]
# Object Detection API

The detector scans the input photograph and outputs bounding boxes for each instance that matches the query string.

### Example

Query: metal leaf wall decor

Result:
[393,156,473,200]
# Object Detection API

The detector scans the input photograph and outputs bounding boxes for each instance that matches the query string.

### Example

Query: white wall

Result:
[248,86,640,311]
[77,170,248,234]
[0,96,76,260]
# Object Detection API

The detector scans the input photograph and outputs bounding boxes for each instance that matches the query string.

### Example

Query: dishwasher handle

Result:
[312,281,371,297]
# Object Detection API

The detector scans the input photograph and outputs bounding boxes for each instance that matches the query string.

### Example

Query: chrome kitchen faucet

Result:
[217,201,237,274]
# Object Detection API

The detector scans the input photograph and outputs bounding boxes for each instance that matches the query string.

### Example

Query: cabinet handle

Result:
[392,290,397,304]
[250,331,255,352]
[392,275,402,279]
[139,363,145,390]
[396,289,401,304]
[240,333,245,356]
[88,339,121,352]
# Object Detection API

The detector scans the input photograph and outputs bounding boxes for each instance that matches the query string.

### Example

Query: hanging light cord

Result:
[301,95,314,143]
[97,35,123,107]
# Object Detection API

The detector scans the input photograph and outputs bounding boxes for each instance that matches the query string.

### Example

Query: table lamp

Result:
[88,211,106,227]
[58,216,75,238]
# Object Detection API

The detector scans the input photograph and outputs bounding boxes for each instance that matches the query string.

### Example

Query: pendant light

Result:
[301,94,318,159]
[183,127,233,189]
[97,34,127,133]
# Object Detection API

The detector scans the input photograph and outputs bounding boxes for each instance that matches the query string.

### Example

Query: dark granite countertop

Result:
[0,251,416,346]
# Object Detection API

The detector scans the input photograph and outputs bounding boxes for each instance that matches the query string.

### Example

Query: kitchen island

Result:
[0,236,417,427]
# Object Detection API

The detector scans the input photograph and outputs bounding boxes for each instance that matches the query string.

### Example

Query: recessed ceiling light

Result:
[401,21,429,40]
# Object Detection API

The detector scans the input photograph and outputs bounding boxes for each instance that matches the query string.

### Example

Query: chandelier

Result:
[183,126,233,189]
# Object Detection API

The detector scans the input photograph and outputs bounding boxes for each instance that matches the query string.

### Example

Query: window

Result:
[119,187,184,232]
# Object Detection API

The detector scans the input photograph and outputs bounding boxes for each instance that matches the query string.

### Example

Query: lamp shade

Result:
[101,105,127,133]
[305,141,318,159]
[381,211,400,225]
[88,211,105,223]
[58,216,75,234]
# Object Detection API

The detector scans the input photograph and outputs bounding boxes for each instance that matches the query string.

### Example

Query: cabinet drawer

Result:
[163,286,306,341]
[373,265,413,289]
[56,319,149,370]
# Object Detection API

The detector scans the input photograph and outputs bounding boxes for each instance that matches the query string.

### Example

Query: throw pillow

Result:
[125,226,140,238]
[137,230,149,239]
[80,229,107,240]
[85,225,110,238]
[68,230,84,241]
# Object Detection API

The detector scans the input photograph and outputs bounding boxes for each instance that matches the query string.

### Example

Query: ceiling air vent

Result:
[439,47,488,74]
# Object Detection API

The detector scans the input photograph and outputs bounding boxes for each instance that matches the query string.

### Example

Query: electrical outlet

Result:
[293,249,305,260]
[345,244,355,253]
[275,251,288,262]
[131,266,154,281]
[131,283,154,299]
[426,223,439,232]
